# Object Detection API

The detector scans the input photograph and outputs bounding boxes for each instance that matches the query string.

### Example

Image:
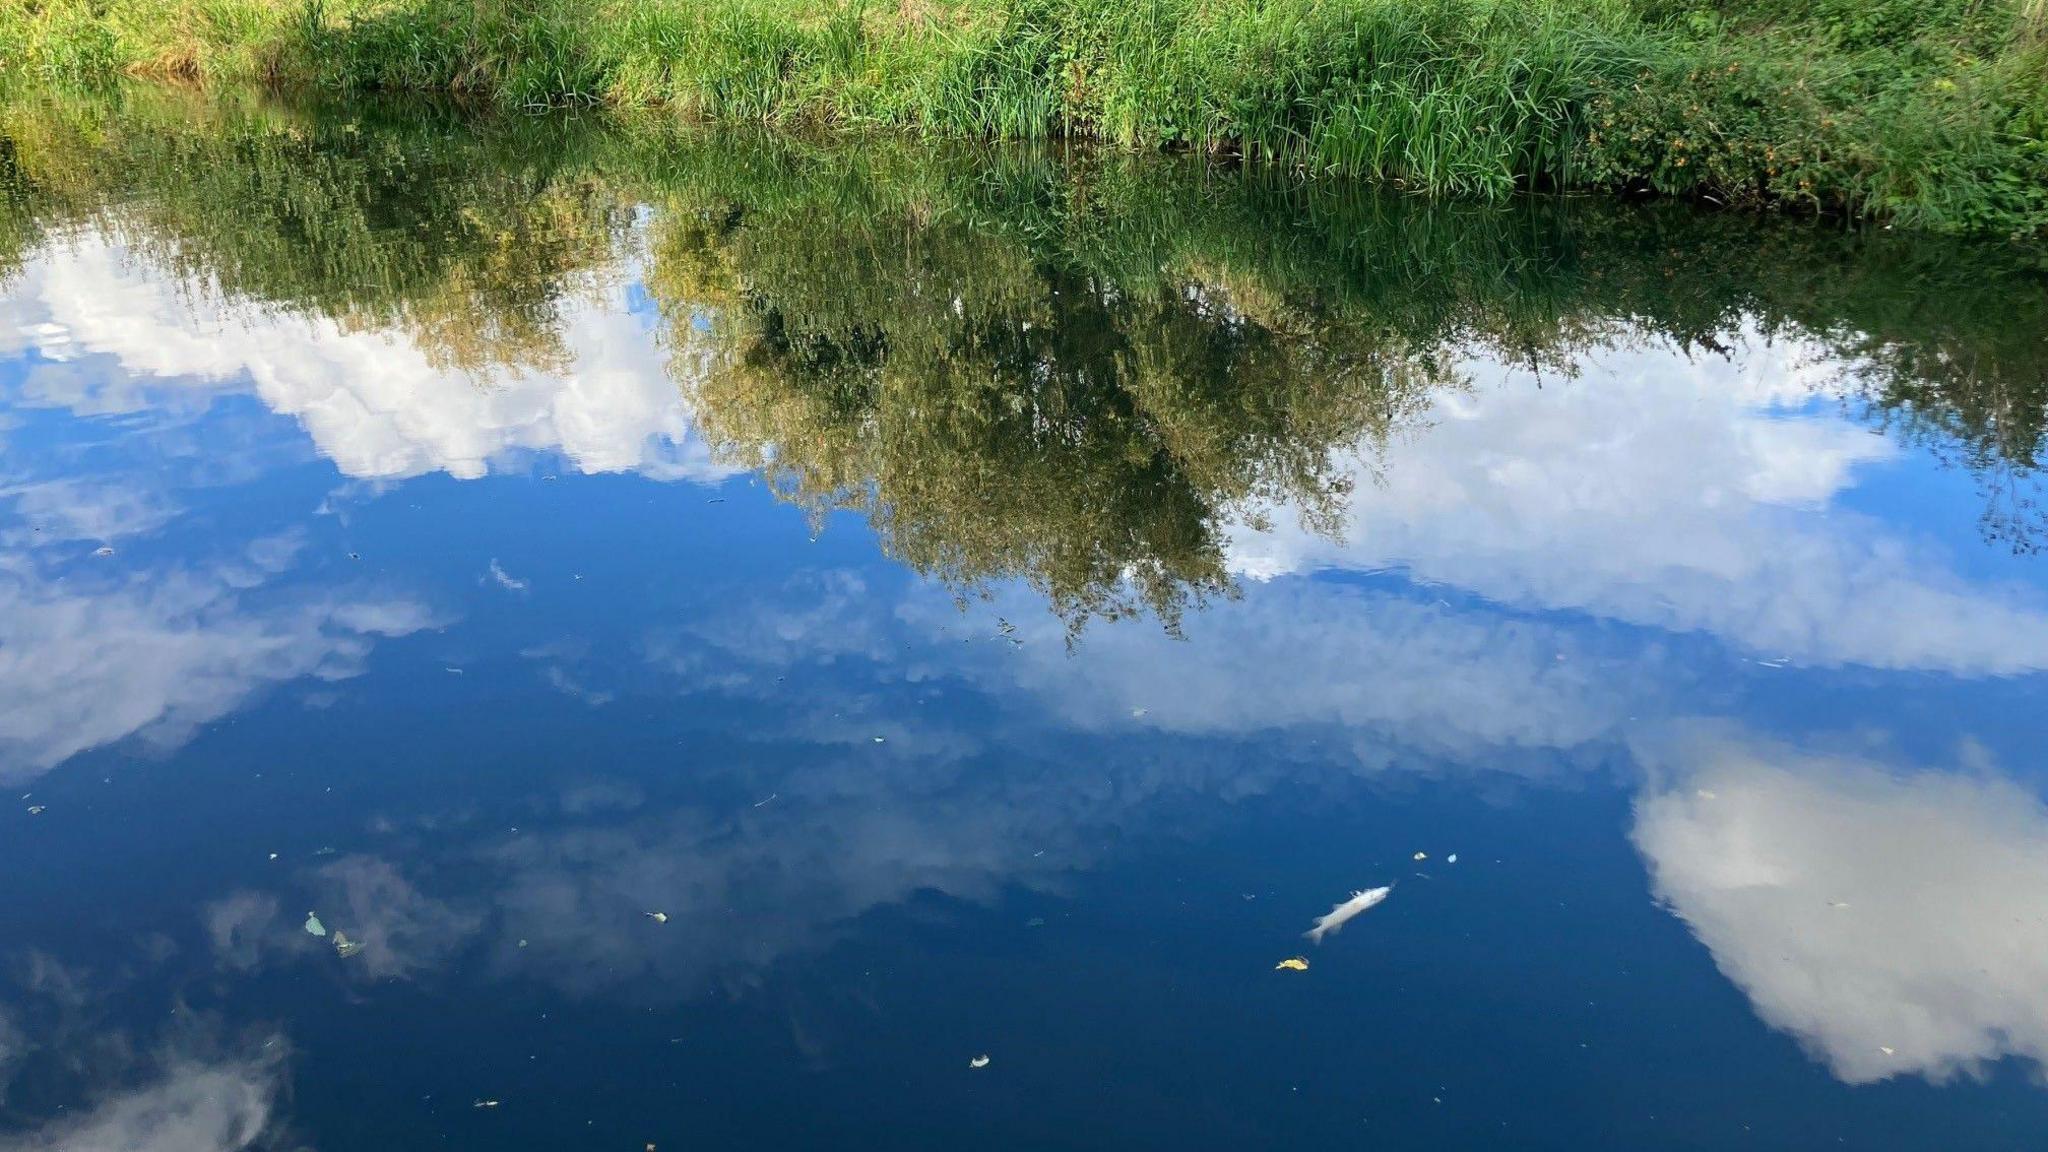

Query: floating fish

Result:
[645,911,669,923]
[1274,956,1310,971]
[968,1054,991,1069]
[1304,885,1391,944]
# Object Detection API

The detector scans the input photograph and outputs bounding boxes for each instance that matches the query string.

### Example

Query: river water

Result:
[2,88,2047,1150]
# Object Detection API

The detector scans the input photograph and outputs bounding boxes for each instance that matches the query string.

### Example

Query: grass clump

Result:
[1,0,2045,235]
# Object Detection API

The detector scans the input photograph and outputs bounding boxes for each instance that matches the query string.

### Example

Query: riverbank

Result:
[2,0,2046,236]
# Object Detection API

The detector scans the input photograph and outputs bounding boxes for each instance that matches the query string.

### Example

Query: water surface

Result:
[3,88,2048,1151]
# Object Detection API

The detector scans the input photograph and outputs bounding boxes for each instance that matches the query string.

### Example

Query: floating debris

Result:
[645,912,669,923]
[1025,917,1045,928]
[1880,1046,1895,1056]
[25,805,44,815]
[1696,789,1719,801]
[267,852,279,861]
[752,793,778,808]
[968,1055,991,1069]
[332,930,365,958]
[872,737,886,744]
[1304,885,1392,944]
[1274,957,1310,972]
[1447,854,1458,864]
[1412,852,1427,861]
[473,1099,500,1109]
[304,912,328,937]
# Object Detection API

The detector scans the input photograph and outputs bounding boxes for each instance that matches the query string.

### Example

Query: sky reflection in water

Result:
[1,89,2046,1151]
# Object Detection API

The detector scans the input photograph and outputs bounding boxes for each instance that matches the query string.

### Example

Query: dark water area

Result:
[2,86,2048,1150]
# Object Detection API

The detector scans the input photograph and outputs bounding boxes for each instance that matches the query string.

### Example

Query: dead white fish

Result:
[1304,885,1392,944]
[645,911,669,923]
[968,1054,991,1069]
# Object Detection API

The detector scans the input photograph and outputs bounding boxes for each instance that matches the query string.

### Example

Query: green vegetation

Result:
[3,88,2044,628]
[2,0,2046,236]
[0,87,626,372]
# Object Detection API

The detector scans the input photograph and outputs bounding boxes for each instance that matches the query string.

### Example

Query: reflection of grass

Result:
[0,86,626,378]
[3,0,2047,235]
[3,89,2044,616]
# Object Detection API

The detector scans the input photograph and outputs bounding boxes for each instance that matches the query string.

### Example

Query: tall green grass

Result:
[1,0,2045,235]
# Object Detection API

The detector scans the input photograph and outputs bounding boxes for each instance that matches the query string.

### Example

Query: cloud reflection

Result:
[0,545,437,779]
[1633,727,2048,1084]
[1,236,737,484]
[0,1051,286,1152]
[1228,335,2048,675]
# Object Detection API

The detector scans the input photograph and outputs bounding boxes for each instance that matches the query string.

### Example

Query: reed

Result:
[1,0,2043,236]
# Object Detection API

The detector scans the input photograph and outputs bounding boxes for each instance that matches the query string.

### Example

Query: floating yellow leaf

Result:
[1274,956,1310,971]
